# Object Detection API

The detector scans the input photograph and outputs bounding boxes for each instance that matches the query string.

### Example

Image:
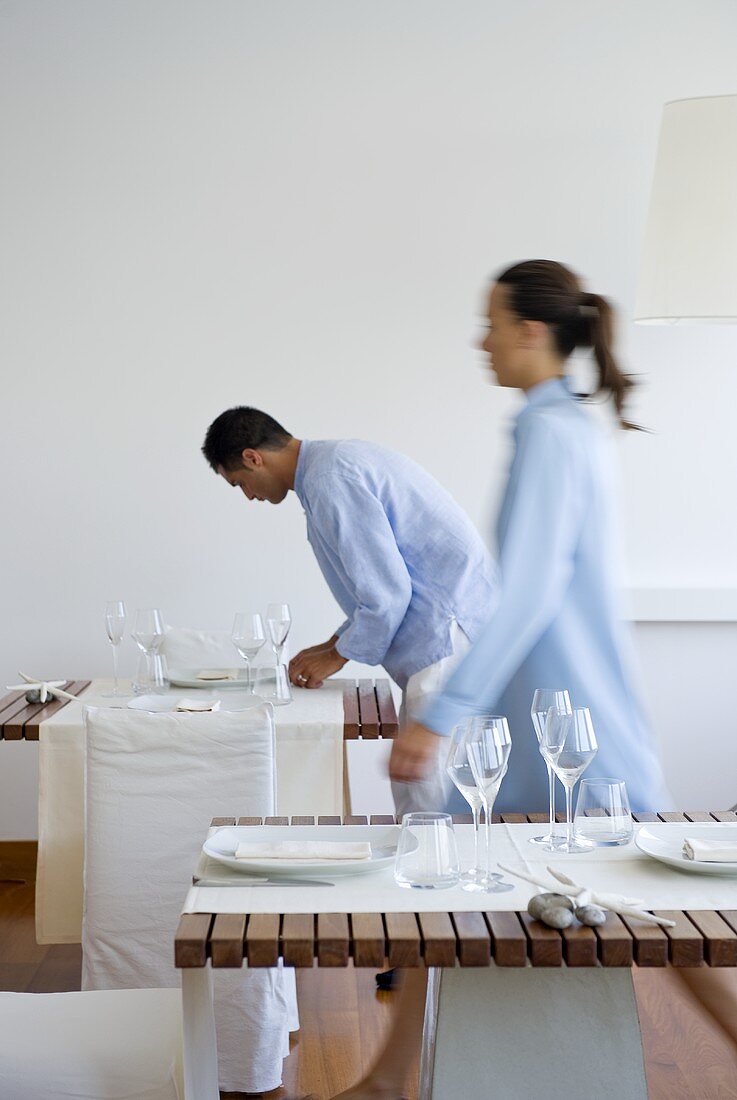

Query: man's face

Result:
[218,451,288,505]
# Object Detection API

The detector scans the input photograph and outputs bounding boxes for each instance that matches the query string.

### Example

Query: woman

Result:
[332,259,672,1100]
[393,257,671,813]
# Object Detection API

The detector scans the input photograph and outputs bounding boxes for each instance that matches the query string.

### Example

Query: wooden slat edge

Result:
[210,913,246,967]
[343,681,360,740]
[175,913,212,968]
[375,680,399,739]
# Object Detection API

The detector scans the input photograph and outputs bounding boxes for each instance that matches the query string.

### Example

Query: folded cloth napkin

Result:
[234,840,372,861]
[196,670,235,681]
[176,698,221,712]
[683,837,737,862]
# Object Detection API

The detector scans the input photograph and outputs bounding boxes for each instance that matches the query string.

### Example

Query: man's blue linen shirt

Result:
[293,439,497,690]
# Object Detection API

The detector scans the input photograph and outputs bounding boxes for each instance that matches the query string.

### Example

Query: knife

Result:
[192,875,334,888]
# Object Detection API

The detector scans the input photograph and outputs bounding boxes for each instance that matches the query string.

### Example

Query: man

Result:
[202,406,497,813]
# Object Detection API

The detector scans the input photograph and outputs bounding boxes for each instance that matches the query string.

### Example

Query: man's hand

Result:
[289,642,348,688]
[389,721,444,783]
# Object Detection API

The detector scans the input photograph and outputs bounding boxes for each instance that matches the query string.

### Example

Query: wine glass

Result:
[530,689,572,849]
[464,716,514,893]
[266,603,292,666]
[132,608,165,693]
[231,612,265,693]
[266,603,292,703]
[103,601,126,697]
[446,721,500,889]
[540,706,598,854]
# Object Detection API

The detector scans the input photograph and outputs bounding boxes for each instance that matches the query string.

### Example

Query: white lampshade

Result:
[635,94,737,324]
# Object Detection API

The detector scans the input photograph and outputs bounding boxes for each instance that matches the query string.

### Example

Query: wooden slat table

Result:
[341,678,399,739]
[0,682,90,740]
[178,811,737,1099]
[175,810,737,972]
[0,678,396,742]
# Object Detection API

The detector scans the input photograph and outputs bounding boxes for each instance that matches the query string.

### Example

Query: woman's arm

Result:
[423,414,585,734]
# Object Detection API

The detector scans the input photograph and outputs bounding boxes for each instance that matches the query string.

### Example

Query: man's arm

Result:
[309,474,414,667]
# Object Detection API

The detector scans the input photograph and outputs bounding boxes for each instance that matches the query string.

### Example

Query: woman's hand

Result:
[389,721,444,783]
[289,642,347,688]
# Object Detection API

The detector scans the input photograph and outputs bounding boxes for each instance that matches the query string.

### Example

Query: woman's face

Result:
[479,282,524,389]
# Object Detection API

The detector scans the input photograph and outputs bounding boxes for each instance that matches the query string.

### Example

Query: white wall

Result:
[2,0,737,837]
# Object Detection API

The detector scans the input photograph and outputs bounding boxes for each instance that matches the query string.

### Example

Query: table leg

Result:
[419,967,647,1100]
[181,966,219,1100]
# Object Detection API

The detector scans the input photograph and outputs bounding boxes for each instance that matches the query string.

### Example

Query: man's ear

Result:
[241,448,263,470]
[518,319,548,349]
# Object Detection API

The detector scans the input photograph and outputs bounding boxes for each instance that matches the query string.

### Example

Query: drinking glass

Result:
[446,721,499,887]
[530,689,572,849]
[232,612,265,693]
[270,663,293,706]
[132,608,166,694]
[465,717,514,893]
[541,707,598,853]
[103,601,126,698]
[266,603,292,705]
[574,778,634,847]
[266,603,291,664]
[394,813,460,889]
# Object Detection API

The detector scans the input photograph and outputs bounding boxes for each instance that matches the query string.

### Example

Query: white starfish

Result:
[5,671,79,704]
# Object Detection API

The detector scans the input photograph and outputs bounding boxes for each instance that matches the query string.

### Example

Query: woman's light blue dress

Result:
[422,377,671,814]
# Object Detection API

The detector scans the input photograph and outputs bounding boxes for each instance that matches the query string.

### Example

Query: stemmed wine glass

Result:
[231,612,265,693]
[540,706,598,854]
[530,689,572,849]
[266,603,292,705]
[103,601,126,697]
[446,723,487,889]
[464,716,514,893]
[132,608,166,693]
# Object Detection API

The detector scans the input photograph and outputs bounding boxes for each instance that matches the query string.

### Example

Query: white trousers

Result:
[391,621,470,817]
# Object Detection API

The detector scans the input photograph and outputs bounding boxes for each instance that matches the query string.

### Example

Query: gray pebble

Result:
[538,905,575,929]
[575,904,606,927]
[25,689,44,704]
[527,893,574,920]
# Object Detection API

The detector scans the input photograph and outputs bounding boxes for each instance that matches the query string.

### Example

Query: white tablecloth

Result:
[37,678,344,944]
[183,822,737,916]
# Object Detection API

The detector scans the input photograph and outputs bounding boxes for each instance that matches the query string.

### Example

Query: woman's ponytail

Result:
[580,291,637,430]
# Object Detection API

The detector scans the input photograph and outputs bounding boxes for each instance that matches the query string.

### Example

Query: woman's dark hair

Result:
[202,407,292,471]
[496,259,638,429]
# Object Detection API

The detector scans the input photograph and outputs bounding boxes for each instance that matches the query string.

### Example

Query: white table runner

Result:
[183,823,737,916]
[37,678,344,944]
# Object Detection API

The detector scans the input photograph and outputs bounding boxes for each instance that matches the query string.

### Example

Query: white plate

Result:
[127,693,265,713]
[167,667,275,689]
[635,823,737,876]
[203,824,402,878]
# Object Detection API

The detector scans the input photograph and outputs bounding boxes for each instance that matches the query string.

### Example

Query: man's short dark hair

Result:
[202,407,292,472]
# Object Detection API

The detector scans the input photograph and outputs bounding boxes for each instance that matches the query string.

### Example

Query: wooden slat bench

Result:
[175,810,737,970]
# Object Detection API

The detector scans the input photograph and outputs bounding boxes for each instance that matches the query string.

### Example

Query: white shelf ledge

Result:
[628,588,737,623]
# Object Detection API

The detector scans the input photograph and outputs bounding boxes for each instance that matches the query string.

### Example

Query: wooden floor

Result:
[3,842,737,1099]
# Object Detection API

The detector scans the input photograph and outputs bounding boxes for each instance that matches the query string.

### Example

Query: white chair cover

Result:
[163,626,239,668]
[163,625,289,676]
[0,988,182,1099]
[82,705,298,1094]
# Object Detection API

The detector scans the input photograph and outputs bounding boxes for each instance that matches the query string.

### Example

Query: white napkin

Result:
[683,837,737,862]
[175,698,221,712]
[234,840,372,862]
[196,670,235,681]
